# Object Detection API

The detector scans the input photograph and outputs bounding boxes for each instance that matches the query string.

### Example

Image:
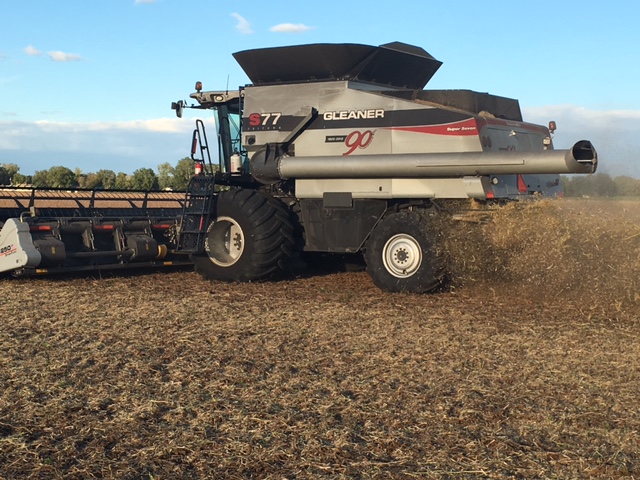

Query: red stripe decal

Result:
[390,118,478,136]
[0,247,17,257]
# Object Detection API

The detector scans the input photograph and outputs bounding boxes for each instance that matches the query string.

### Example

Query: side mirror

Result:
[171,100,184,118]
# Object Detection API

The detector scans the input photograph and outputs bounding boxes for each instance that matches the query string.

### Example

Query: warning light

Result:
[195,81,203,92]
[517,175,528,193]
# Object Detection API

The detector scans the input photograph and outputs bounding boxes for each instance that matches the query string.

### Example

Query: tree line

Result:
[1,160,639,197]
[0,158,195,191]
[561,173,640,197]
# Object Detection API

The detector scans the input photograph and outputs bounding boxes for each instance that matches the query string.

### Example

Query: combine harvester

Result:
[0,42,597,291]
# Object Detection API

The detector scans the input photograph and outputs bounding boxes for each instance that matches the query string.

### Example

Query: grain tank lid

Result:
[232,42,442,89]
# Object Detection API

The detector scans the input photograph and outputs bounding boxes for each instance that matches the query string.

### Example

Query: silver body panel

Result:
[295,177,490,199]
[0,219,42,273]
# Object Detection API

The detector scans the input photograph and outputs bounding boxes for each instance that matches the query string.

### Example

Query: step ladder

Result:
[176,118,218,253]
[176,175,217,253]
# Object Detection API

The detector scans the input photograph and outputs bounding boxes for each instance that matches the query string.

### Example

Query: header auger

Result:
[0,187,191,276]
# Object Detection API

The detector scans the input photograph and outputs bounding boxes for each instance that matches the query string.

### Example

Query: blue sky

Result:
[1,0,639,176]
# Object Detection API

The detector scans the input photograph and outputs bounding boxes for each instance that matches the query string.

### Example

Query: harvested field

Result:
[1,198,639,479]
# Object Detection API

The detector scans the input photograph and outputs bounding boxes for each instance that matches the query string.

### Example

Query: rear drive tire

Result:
[191,189,296,282]
[364,210,444,293]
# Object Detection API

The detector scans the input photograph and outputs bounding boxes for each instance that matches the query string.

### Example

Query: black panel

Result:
[355,43,442,90]
[416,90,523,121]
[323,192,353,208]
[233,42,442,90]
[312,107,473,130]
[299,198,387,253]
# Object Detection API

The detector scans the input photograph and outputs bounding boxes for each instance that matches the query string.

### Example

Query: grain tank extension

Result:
[169,41,597,292]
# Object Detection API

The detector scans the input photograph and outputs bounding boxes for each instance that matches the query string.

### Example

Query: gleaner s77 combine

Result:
[0,42,597,291]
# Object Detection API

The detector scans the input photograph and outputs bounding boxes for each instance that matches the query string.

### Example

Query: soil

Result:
[1,198,639,479]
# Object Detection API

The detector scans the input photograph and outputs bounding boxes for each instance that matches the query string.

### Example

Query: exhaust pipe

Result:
[271,140,597,180]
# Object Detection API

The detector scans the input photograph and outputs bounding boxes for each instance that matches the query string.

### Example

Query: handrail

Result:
[0,186,187,219]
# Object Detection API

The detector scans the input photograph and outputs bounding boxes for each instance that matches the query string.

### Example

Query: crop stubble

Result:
[0,198,639,478]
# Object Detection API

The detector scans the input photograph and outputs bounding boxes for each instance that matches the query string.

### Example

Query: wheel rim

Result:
[204,216,244,267]
[382,233,422,278]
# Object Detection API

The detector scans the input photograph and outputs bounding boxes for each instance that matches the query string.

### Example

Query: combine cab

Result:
[0,187,191,276]
[171,41,597,292]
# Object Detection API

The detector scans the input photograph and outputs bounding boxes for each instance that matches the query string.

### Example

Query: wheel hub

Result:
[205,216,245,267]
[382,233,423,278]
[395,249,409,263]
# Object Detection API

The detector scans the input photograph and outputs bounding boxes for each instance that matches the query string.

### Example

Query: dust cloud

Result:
[438,198,640,310]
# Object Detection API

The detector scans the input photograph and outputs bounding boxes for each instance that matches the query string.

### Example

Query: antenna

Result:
[226,74,230,95]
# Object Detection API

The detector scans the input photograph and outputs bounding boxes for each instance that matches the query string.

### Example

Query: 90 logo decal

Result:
[343,130,374,156]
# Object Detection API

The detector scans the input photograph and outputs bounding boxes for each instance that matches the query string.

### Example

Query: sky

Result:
[1,0,639,177]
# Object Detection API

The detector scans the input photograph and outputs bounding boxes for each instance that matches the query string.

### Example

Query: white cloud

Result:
[269,23,314,34]
[524,105,640,177]
[231,13,253,34]
[47,51,83,62]
[0,118,194,174]
[23,46,83,62]
[24,45,42,56]
[32,118,188,134]
[525,105,640,126]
